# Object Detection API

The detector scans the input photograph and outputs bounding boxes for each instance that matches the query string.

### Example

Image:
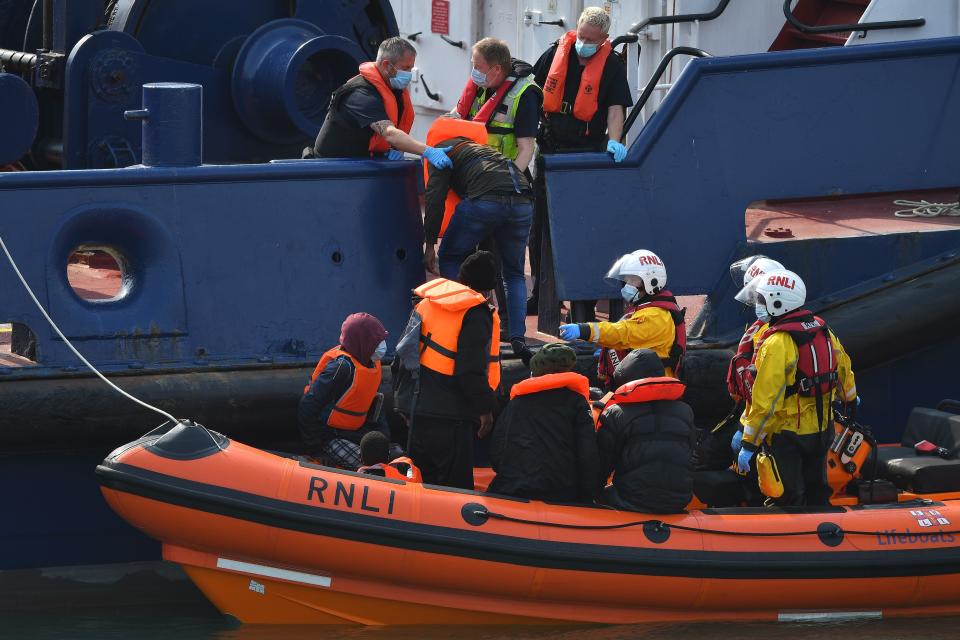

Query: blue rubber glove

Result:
[736,447,754,475]
[559,324,581,341]
[731,429,743,454]
[422,145,453,169]
[594,348,602,358]
[606,140,627,163]
[386,149,404,160]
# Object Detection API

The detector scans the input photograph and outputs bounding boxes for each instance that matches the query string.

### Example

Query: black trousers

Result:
[768,429,833,506]
[408,416,475,490]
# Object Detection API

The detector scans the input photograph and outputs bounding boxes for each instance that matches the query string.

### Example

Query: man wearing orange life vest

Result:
[406,251,501,489]
[559,249,686,382]
[488,344,599,503]
[736,270,858,506]
[596,349,695,513]
[356,431,422,482]
[299,313,401,468]
[527,7,634,317]
[310,37,452,169]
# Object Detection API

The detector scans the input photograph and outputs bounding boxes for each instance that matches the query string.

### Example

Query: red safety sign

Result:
[431,0,450,35]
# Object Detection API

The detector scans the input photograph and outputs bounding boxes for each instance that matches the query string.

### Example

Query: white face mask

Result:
[372,340,387,361]
[621,283,640,303]
[755,303,770,322]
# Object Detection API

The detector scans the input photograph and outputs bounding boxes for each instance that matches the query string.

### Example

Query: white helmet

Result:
[604,249,667,295]
[754,269,806,318]
[731,255,785,305]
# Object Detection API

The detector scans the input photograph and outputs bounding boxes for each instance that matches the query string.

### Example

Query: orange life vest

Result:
[454,76,515,123]
[603,376,685,410]
[423,119,488,238]
[414,278,501,391]
[357,62,414,154]
[542,31,612,123]
[358,456,423,482]
[303,346,381,430]
[509,371,590,402]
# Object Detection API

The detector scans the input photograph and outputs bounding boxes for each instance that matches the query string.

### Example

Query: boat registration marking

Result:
[778,611,882,622]
[216,557,332,588]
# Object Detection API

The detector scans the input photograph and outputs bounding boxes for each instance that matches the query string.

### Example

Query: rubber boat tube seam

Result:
[95,462,960,580]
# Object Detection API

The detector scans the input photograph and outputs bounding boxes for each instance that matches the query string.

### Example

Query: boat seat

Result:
[874,407,960,492]
[899,407,960,454]
[882,456,960,493]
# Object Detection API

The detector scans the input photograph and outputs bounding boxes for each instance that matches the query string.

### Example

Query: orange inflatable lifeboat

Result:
[97,421,960,625]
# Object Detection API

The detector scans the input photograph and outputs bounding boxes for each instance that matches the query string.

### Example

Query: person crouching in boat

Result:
[596,349,695,513]
[407,251,501,489]
[488,344,599,503]
[357,431,422,482]
[559,249,685,387]
[735,270,858,506]
[298,313,400,468]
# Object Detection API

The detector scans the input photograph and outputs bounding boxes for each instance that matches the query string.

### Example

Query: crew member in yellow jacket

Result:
[559,249,685,380]
[736,269,857,506]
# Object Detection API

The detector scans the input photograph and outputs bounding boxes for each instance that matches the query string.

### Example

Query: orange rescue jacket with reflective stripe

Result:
[423,119,488,238]
[510,371,590,402]
[542,31,611,123]
[414,278,501,391]
[358,62,414,154]
[303,346,381,430]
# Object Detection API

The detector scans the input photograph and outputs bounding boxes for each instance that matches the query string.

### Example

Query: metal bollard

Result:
[124,82,202,167]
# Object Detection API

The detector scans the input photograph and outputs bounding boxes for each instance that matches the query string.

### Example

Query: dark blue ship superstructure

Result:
[1,2,959,574]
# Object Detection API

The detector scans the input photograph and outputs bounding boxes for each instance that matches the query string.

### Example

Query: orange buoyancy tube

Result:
[358,456,423,482]
[413,278,501,391]
[423,119,488,238]
[542,31,611,123]
[604,376,685,409]
[358,62,414,154]
[303,346,382,430]
[510,371,590,402]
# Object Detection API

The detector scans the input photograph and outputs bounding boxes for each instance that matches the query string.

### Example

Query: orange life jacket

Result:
[454,76,515,123]
[303,346,381,430]
[357,62,414,155]
[603,376,686,410]
[414,278,501,391]
[542,31,612,123]
[358,456,423,482]
[423,119,488,238]
[509,371,590,402]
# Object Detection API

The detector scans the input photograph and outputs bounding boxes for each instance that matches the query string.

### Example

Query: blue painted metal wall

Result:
[0,160,424,376]
[544,37,960,302]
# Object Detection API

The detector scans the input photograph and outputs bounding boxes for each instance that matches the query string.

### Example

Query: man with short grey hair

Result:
[310,36,452,168]
[527,6,633,320]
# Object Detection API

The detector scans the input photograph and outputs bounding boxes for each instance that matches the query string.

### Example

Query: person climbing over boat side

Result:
[308,37,452,169]
[735,270,858,506]
[559,249,685,383]
[488,344,599,503]
[422,126,534,365]
[528,6,633,319]
[356,431,422,482]
[596,349,695,513]
[406,251,501,489]
[298,313,400,468]
[451,37,542,170]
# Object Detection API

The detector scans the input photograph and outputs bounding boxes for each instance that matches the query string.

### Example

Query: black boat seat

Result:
[900,407,960,453]
[882,456,960,493]
[874,407,960,493]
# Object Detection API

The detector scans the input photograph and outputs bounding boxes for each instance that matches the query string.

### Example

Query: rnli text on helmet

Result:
[767,275,796,289]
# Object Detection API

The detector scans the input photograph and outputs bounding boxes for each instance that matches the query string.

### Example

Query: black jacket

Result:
[298,356,389,454]
[597,397,695,514]
[413,304,499,421]
[488,386,599,502]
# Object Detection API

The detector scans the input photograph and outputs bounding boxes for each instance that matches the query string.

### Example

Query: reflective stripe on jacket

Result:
[466,75,539,160]
[586,306,678,378]
[414,278,501,391]
[303,346,381,430]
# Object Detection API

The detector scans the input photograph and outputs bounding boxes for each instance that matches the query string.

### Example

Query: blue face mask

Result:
[389,69,412,90]
[621,283,640,303]
[470,67,489,88]
[575,39,599,58]
[372,340,387,362]
[755,303,770,322]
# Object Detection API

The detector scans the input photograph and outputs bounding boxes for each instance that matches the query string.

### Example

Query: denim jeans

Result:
[438,196,533,341]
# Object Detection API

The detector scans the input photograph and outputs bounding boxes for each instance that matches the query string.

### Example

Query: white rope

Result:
[892,199,960,218]
[0,234,180,425]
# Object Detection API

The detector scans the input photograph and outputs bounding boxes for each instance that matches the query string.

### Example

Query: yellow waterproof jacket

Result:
[741,329,856,445]
[585,307,677,377]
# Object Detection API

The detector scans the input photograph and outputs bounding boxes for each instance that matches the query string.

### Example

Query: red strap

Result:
[456,78,516,124]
